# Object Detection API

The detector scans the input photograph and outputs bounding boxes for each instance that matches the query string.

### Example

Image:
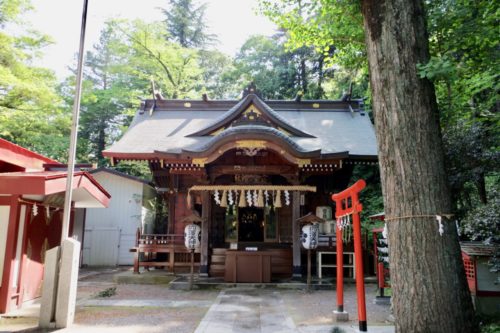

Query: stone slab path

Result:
[194,288,395,333]
[194,288,297,333]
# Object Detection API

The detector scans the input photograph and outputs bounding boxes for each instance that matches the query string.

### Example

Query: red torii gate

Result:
[331,179,367,332]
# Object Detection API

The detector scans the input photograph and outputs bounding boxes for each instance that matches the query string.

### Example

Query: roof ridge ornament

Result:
[242,82,261,97]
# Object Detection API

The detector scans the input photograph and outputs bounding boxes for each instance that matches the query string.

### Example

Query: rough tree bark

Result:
[360,1,478,332]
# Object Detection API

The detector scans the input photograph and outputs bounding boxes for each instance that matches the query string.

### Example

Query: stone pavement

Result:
[194,288,395,333]
[194,289,296,333]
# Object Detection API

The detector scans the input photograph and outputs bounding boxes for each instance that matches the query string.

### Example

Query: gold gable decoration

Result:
[243,105,262,120]
[235,140,267,149]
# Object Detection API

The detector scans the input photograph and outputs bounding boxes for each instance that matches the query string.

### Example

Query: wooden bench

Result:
[131,229,200,274]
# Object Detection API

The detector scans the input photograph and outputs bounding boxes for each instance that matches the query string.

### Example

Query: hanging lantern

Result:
[220,190,228,207]
[315,206,332,220]
[274,190,282,208]
[184,223,201,250]
[238,190,247,207]
[301,223,319,250]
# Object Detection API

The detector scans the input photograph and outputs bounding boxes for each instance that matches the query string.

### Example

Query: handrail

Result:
[135,229,184,246]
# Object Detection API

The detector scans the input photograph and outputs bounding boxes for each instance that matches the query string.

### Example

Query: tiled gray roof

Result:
[104,100,378,158]
[183,125,318,154]
[187,94,314,137]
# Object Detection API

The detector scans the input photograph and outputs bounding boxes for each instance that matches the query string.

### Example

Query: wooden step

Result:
[210,249,226,278]
[211,255,226,263]
[210,264,225,270]
[212,248,227,255]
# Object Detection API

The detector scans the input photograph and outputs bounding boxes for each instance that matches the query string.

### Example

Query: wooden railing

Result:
[130,228,199,274]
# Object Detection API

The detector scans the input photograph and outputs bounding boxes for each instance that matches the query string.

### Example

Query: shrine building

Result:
[103,84,378,280]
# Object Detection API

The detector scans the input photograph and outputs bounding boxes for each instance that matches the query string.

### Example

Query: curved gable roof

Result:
[187,94,314,138]
[182,125,321,158]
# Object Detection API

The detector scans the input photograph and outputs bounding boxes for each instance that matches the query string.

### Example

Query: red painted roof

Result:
[460,242,498,257]
[0,171,111,208]
[0,138,60,171]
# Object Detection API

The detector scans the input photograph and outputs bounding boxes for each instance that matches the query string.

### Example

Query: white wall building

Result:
[82,168,157,266]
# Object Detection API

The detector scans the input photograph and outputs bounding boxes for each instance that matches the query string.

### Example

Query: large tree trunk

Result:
[360,1,477,332]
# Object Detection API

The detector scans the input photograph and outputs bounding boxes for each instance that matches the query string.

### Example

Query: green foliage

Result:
[461,189,500,273]
[114,161,152,180]
[0,0,31,27]
[111,19,203,99]
[480,322,500,333]
[350,165,384,248]
[259,0,365,70]
[443,121,499,213]
[230,33,332,99]
[96,287,116,298]
[161,0,216,48]
[461,190,500,244]
[231,35,300,99]
[197,49,237,99]
[0,0,70,161]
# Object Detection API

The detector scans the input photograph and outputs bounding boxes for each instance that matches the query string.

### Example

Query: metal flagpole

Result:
[60,0,89,242]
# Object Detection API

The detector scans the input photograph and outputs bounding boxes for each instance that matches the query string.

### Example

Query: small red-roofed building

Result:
[461,241,500,315]
[0,138,110,314]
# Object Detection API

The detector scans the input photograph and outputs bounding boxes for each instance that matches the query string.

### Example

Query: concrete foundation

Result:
[333,310,349,322]
[55,239,80,328]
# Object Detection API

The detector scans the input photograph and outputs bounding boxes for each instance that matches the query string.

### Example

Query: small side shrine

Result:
[0,139,110,314]
[460,242,500,315]
[103,83,378,280]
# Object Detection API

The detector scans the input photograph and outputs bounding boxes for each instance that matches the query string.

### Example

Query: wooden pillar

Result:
[292,191,301,277]
[200,191,211,276]
[167,193,175,234]
[0,196,20,314]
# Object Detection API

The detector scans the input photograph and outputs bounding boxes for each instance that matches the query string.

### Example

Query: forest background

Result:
[0,0,498,266]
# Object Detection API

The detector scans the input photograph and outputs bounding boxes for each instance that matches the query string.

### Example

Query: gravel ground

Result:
[71,269,219,333]
[281,284,392,328]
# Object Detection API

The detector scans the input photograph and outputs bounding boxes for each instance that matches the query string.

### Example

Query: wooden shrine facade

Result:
[103,84,378,278]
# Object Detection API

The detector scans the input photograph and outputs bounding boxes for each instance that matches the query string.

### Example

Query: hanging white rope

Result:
[284,190,290,206]
[246,190,253,207]
[228,190,234,206]
[33,204,38,216]
[382,222,388,239]
[436,215,444,236]
[213,190,221,205]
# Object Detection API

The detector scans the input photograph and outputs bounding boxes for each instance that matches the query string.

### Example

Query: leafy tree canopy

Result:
[0,0,70,160]
[161,0,216,48]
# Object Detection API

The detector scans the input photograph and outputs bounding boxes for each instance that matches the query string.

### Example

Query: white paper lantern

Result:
[315,206,332,220]
[323,220,335,234]
[184,224,201,250]
[301,223,319,250]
